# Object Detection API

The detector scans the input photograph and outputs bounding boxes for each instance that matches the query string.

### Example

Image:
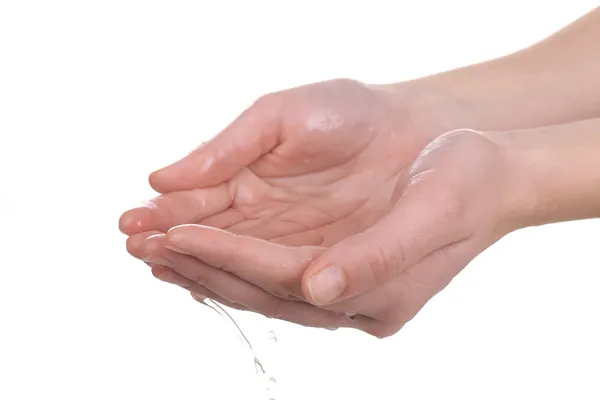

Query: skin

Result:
[120,7,600,337]
[122,78,449,334]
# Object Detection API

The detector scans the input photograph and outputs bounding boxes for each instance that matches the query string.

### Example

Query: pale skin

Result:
[120,7,600,338]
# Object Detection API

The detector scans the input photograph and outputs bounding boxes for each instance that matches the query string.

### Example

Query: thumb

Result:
[149,94,282,193]
[302,174,470,305]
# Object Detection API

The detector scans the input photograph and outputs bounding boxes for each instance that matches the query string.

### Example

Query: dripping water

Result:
[268,330,278,343]
[199,299,278,399]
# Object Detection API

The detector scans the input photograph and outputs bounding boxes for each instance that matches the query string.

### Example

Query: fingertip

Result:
[301,263,324,305]
[126,230,163,258]
[149,141,212,193]
[126,234,147,257]
[118,211,142,235]
[148,157,190,193]
[303,264,347,306]
[148,168,169,193]
[301,258,322,304]
[138,233,167,259]
[191,292,206,302]
[119,203,158,234]
[302,246,349,306]
[148,157,203,193]
[118,213,128,234]
[150,263,169,280]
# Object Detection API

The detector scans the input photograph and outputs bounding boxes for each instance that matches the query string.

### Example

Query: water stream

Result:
[200,299,279,400]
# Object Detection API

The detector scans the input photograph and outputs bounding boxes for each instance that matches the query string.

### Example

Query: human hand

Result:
[120,79,446,247]
[119,78,455,324]
[151,129,535,337]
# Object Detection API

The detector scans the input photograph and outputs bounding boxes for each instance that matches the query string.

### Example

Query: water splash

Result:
[199,299,278,399]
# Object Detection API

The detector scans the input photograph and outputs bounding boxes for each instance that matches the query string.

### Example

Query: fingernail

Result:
[143,255,171,267]
[308,265,346,305]
[165,231,183,246]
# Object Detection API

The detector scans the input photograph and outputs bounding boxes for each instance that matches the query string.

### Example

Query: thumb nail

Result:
[308,265,346,305]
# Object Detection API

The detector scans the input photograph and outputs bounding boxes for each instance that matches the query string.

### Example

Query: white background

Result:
[1,1,599,399]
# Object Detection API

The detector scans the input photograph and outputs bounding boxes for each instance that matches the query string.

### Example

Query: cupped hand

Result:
[118,79,494,336]
[120,79,441,247]
[157,130,535,337]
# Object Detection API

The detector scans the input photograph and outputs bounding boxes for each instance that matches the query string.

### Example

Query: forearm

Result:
[506,118,600,228]
[397,6,600,132]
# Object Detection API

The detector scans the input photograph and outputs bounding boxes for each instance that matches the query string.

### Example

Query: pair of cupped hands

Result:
[120,79,529,338]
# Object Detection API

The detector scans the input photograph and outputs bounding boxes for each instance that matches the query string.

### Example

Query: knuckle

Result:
[366,242,404,286]
[440,188,467,221]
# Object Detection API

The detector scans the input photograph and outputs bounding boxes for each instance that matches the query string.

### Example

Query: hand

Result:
[119,79,454,326]
[159,129,534,337]
[120,79,444,247]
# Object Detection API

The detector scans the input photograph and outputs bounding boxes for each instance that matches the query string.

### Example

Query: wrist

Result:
[481,130,540,233]
[370,79,483,143]
[370,65,532,147]
[489,120,600,230]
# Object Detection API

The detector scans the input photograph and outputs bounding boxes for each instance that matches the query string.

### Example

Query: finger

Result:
[190,292,250,313]
[126,230,162,258]
[119,185,232,235]
[165,224,324,297]
[150,263,249,312]
[141,234,347,329]
[328,239,475,325]
[149,95,282,193]
[150,263,213,299]
[302,172,471,306]
[142,233,278,306]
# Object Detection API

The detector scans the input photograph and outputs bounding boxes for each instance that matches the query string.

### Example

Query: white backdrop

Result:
[1,1,599,399]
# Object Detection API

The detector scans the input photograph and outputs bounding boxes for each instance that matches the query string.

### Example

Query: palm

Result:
[121,79,434,246]
[209,148,401,246]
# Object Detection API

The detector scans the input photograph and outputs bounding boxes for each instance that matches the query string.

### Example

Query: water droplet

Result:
[268,330,278,343]
[266,377,277,390]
